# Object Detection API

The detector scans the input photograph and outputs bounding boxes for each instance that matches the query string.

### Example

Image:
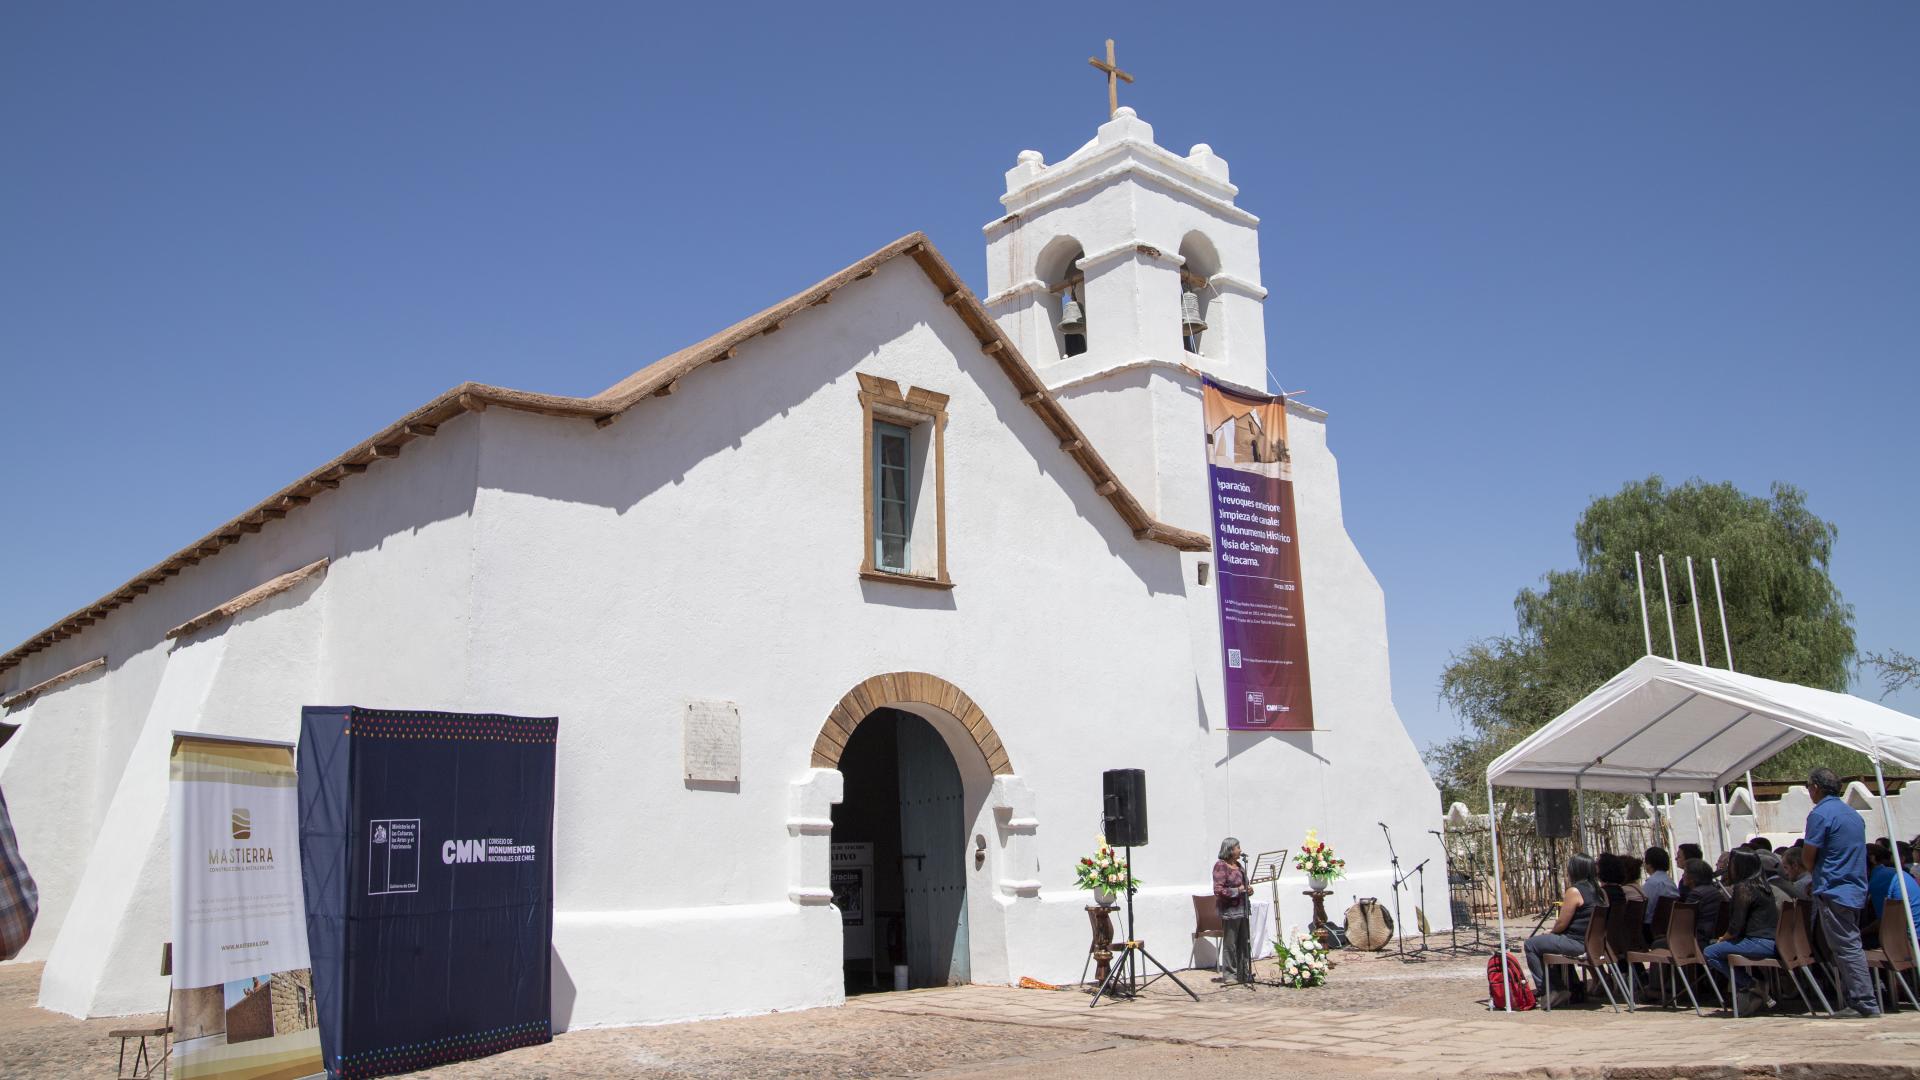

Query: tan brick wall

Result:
[268,969,316,1034]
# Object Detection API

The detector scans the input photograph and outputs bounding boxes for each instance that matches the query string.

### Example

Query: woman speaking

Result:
[1213,837,1255,984]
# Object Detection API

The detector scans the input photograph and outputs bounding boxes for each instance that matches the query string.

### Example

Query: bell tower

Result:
[982,106,1270,524]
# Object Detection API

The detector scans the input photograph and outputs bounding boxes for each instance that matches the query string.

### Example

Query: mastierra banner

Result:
[299,707,556,1080]
[168,733,325,1080]
[1203,377,1314,731]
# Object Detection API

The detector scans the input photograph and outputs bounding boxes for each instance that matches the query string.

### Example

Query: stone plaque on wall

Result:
[684,700,741,784]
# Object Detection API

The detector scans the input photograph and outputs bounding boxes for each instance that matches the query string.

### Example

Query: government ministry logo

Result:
[373,825,387,844]
[231,808,252,840]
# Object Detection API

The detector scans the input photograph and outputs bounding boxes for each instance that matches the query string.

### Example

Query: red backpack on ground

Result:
[1487,952,1536,1011]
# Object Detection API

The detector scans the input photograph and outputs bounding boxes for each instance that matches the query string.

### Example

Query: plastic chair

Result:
[1647,894,1676,946]
[1627,902,1720,1015]
[1191,894,1226,973]
[1725,937,1784,1018]
[1775,897,1837,1018]
[1864,898,1920,1013]
[1541,902,1626,1012]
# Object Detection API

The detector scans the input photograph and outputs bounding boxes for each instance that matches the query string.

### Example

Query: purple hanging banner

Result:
[1203,378,1314,731]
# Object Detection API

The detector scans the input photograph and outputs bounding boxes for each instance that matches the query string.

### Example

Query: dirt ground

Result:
[0,944,1483,1079]
[11,932,1918,1078]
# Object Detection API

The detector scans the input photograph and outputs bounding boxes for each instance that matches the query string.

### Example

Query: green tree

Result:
[1864,649,1919,698]
[1427,477,1859,807]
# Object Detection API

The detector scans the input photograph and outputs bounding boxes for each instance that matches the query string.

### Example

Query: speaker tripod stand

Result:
[1089,843,1199,1007]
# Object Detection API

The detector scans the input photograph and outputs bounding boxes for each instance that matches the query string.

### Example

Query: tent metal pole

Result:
[1872,758,1920,998]
[1715,786,1730,857]
[1685,556,1709,664]
[1691,793,1703,855]
[1711,557,1734,671]
[1657,555,1679,660]
[1635,551,1653,656]
[1488,778,1511,1012]
[1576,780,1587,854]
[1662,792,1674,850]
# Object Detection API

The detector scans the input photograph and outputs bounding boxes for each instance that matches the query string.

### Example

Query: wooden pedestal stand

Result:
[1305,888,1335,947]
[1084,905,1118,984]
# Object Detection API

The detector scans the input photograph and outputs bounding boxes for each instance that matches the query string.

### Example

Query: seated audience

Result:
[1864,841,1920,949]
[1596,852,1629,907]
[1681,858,1725,945]
[1705,849,1780,1015]
[1524,853,1605,1008]
[1642,846,1680,926]
[1677,842,1704,865]
[1787,841,1814,899]
[1619,854,1647,907]
[1773,845,1809,900]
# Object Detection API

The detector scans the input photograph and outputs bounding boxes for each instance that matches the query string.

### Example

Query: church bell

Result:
[1180,290,1207,333]
[1058,295,1086,335]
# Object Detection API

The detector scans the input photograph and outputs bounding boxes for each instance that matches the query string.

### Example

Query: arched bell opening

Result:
[1178,231,1222,357]
[1036,236,1088,360]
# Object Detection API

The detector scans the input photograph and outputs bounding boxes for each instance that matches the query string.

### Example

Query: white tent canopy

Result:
[1483,654,1920,1015]
[1487,655,1920,795]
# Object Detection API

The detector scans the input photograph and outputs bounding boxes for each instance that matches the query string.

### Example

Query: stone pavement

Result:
[847,959,1920,1078]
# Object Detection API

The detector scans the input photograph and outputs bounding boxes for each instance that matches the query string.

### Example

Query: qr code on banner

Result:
[1227,649,1242,668]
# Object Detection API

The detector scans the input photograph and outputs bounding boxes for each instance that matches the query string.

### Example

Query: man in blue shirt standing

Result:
[1803,766,1879,1017]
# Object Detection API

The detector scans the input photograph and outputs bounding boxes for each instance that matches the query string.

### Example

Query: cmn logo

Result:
[230,808,251,840]
[442,839,488,864]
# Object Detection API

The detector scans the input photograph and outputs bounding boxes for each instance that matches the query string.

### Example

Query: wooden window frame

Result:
[857,373,952,590]
[872,420,913,572]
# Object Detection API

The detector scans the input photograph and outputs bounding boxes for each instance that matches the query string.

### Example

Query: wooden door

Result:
[895,713,969,986]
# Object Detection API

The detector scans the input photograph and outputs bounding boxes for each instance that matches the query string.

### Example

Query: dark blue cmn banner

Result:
[298,707,557,1080]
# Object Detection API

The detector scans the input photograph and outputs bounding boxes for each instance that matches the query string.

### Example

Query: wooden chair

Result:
[1626,902,1719,1015]
[110,942,172,1080]
[1865,898,1920,1013]
[1190,894,1226,974]
[1541,903,1626,1012]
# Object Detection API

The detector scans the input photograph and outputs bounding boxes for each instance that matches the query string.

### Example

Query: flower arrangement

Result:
[1273,925,1331,988]
[1292,828,1346,882]
[1072,835,1140,897]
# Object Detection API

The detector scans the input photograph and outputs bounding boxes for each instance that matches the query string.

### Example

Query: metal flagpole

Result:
[1711,558,1755,799]
[1657,555,1679,660]
[1685,557,1708,664]
[1872,757,1920,1007]
[1488,779,1511,1012]
[1635,552,1653,656]
[1710,557,1735,670]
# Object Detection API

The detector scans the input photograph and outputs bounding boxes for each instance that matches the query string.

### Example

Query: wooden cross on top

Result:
[1087,39,1133,119]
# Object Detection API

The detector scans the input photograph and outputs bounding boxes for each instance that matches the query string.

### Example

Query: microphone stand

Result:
[1380,822,1426,963]
[1429,828,1480,955]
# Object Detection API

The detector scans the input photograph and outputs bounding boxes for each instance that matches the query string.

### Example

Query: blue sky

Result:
[3,3,1915,751]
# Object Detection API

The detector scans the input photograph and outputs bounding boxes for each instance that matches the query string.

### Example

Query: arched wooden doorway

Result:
[818,673,1010,991]
[812,672,1012,776]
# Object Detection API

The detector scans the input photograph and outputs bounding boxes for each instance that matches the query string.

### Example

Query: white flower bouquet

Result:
[1273,925,1331,988]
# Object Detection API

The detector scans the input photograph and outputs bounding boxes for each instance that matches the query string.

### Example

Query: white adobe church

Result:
[0,102,1446,1026]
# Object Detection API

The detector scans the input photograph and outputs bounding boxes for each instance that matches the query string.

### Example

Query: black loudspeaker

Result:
[1103,768,1148,847]
[1534,788,1573,839]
